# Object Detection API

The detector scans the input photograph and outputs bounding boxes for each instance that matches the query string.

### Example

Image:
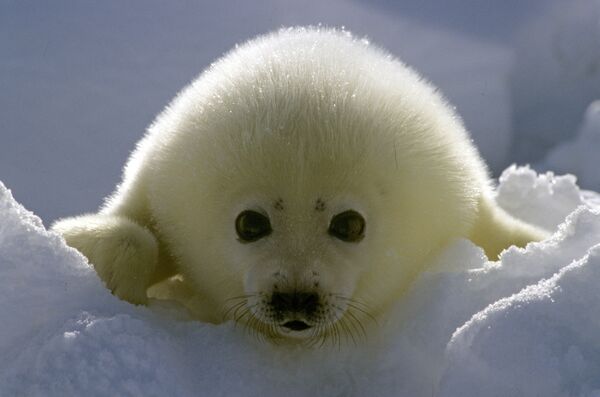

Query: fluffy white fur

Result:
[53,27,545,342]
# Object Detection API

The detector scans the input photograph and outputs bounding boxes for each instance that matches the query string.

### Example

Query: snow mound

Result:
[541,101,600,192]
[2,166,600,396]
[496,164,584,230]
[441,243,600,396]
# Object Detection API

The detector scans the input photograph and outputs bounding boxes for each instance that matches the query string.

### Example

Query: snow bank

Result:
[440,243,600,396]
[2,166,600,396]
[540,101,600,192]
[496,165,584,230]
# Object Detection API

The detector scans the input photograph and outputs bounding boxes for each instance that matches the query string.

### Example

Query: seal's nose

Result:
[270,291,319,316]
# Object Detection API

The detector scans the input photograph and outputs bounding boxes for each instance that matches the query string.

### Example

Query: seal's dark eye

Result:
[235,210,272,242]
[328,210,365,242]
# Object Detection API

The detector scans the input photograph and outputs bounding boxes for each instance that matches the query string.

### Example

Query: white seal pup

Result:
[52,27,546,342]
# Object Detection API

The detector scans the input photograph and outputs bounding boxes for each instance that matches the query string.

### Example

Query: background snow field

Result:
[2,167,600,396]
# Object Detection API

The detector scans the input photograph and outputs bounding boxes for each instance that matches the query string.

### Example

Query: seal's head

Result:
[146,28,487,343]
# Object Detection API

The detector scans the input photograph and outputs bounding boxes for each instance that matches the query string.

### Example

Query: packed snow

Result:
[1,165,600,396]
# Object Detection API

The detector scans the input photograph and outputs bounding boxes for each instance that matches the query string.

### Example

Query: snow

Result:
[2,166,600,396]
[540,101,600,192]
[495,165,584,230]
[510,0,600,166]
[441,242,600,396]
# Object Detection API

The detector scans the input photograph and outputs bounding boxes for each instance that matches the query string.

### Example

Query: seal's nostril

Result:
[297,292,318,313]
[270,292,319,315]
[271,292,292,311]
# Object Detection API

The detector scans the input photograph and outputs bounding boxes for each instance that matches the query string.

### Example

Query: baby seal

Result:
[53,27,546,343]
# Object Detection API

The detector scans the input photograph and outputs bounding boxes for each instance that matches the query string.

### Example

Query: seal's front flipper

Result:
[52,214,159,304]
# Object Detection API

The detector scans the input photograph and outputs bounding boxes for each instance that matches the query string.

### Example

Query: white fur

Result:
[53,27,546,341]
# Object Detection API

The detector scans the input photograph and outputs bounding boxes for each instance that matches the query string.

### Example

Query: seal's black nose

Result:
[270,291,319,316]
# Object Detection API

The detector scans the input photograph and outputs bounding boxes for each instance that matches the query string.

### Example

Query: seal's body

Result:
[53,28,545,342]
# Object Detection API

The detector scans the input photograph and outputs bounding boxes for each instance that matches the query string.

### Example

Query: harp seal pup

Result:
[52,27,546,342]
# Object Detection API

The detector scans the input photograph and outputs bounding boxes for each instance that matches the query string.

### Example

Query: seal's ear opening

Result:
[469,196,548,260]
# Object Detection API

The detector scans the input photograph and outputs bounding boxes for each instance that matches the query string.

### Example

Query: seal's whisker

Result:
[328,322,337,349]
[254,318,267,343]
[320,323,330,349]
[268,323,279,343]
[338,316,356,347]
[335,322,343,350]
[233,303,258,332]
[343,310,362,341]
[233,303,250,322]
[224,294,256,302]
[222,299,247,321]
[307,322,324,349]
[233,308,249,328]
[332,294,369,306]
[344,302,377,325]
[253,318,263,342]
[244,314,259,341]
[333,295,374,314]
[345,308,368,341]
[329,294,377,326]
[347,317,360,347]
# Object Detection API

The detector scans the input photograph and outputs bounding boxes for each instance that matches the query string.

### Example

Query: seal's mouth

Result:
[282,320,311,331]
[225,291,374,344]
